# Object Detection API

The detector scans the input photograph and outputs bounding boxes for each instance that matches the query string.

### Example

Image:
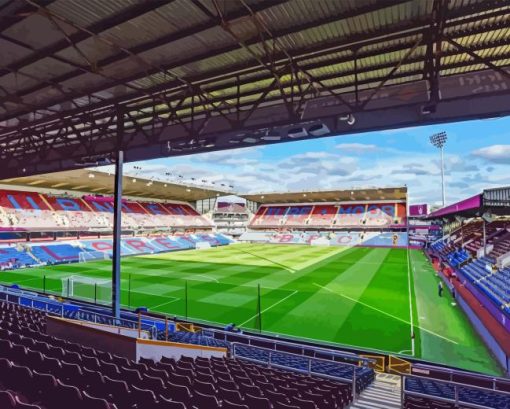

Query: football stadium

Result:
[0,1,510,409]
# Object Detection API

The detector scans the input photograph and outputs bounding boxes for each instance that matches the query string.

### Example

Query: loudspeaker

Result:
[481,212,494,223]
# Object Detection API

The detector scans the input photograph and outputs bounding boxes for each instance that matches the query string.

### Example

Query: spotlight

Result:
[430,131,447,148]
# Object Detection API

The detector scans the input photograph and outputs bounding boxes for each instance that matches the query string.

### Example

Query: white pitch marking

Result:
[407,247,415,356]
[239,290,298,327]
[150,297,181,310]
[313,283,458,345]
[195,274,219,283]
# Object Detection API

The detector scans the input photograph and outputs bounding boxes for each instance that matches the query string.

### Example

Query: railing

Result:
[360,354,386,372]
[411,363,510,393]
[231,342,364,400]
[0,285,159,339]
[202,326,373,367]
[388,355,411,375]
[403,373,510,409]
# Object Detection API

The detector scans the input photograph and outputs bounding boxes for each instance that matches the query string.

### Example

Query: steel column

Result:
[112,150,123,319]
[483,220,487,257]
[440,146,446,207]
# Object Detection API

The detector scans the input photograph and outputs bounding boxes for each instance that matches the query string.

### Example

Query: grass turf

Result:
[0,244,502,376]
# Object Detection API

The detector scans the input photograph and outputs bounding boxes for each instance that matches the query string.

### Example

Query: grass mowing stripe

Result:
[406,246,415,356]
[0,244,502,375]
[150,297,182,310]
[314,281,458,345]
[239,290,298,327]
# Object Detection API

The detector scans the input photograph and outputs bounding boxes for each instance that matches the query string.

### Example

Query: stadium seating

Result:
[30,244,82,264]
[0,233,232,270]
[0,301,365,409]
[404,376,510,409]
[0,247,36,269]
[0,189,212,231]
[240,231,409,248]
[445,248,470,267]
[460,258,510,313]
[249,202,407,229]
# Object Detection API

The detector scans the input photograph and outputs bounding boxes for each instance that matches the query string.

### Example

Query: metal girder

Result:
[1,2,507,131]
[5,37,509,140]
[0,0,509,180]
[0,0,424,125]
[0,0,54,33]
[425,0,449,105]
[0,0,170,77]
[446,36,510,81]
[1,0,287,121]
[2,87,509,181]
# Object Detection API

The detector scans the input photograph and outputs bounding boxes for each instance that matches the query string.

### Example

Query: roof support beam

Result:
[0,0,170,76]
[445,36,510,81]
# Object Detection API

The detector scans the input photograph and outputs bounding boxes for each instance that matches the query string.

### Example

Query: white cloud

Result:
[335,143,379,153]
[472,145,510,164]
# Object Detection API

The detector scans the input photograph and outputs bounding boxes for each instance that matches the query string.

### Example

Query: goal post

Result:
[195,241,211,250]
[62,275,112,305]
[79,251,110,263]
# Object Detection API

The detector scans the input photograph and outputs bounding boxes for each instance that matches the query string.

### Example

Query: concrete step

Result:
[350,374,402,409]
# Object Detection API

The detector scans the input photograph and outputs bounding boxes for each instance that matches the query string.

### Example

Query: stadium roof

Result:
[426,186,510,220]
[0,168,229,201]
[241,186,407,204]
[1,0,510,179]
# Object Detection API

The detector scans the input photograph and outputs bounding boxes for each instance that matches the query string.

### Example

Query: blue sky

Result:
[116,116,510,207]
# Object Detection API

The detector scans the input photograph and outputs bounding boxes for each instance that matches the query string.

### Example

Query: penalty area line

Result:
[313,283,458,345]
[239,290,298,328]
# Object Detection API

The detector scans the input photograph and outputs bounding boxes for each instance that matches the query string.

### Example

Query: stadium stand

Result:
[1,282,510,409]
[0,189,213,231]
[459,258,510,314]
[404,376,510,409]
[0,299,371,409]
[429,218,510,315]
[0,233,232,270]
[249,202,406,229]
[240,231,409,248]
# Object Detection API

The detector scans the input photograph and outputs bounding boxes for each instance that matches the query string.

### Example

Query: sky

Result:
[109,116,510,207]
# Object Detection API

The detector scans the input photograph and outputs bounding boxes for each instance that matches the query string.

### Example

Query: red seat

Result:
[222,400,249,409]
[15,396,43,409]
[157,396,186,409]
[80,391,113,409]
[0,390,16,409]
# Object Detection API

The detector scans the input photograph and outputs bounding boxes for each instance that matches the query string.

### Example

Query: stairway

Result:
[350,373,402,409]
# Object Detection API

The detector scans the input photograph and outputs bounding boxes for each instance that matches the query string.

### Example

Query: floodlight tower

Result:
[430,131,448,207]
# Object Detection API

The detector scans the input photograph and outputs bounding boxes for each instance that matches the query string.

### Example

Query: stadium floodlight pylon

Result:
[62,275,112,305]
[430,131,448,207]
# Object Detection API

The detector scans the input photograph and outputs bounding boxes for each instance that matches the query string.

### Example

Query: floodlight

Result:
[430,131,447,149]
[430,131,448,207]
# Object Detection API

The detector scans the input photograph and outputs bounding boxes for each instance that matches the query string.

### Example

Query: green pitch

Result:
[0,244,502,376]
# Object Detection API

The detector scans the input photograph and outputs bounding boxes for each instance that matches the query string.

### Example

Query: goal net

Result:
[79,251,110,263]
[62,275,112,304]
[195,241,211,250]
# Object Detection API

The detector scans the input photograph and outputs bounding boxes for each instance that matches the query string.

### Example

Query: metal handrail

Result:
[0,287,158,338]
[412,363,510,390]
[404,390,489,409]
[403,373,510,409]
[203,327,374,365]
[231,342,365,400]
